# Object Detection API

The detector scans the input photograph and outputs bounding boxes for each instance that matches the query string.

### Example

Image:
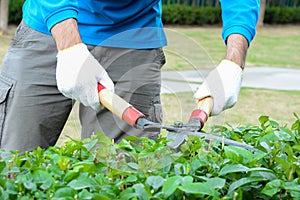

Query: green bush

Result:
[7,2,300,25]
[1,115,300,199]
[8,0,25,24]
[264,7,300,24]
[162,5,300,25]
[162,5,222,25]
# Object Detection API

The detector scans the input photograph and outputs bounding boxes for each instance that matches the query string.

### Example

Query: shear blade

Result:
[166,131,257,151]
[166,132,188,149]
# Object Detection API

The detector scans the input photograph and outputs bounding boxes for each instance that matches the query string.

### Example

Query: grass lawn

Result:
[0,25,299,146]
[0,26,15,68]
[163,25,300,70]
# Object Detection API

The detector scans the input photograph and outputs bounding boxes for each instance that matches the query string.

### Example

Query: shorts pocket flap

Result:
[0,75,13,104]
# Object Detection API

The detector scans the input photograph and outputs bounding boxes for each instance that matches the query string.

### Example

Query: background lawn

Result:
[0,25,299,146]
[163,25,300,70]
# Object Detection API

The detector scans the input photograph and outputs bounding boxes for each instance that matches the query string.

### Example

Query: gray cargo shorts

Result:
[0,21,165,152]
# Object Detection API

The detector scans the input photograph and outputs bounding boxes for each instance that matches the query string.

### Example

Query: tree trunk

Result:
[258,0,266,27]
[0,0,9,35]
[215,0,220,7]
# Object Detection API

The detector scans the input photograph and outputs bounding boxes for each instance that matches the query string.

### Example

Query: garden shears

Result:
[97,83,256,151]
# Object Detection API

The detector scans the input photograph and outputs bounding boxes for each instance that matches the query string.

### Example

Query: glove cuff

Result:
[57,43,89,58]
[219,59,243,71]
[217,59,243,81]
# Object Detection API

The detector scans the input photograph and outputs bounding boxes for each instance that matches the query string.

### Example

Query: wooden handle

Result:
[188,96,213,127]
[196,96,213,116]
[98,88,129,119]
[97,83,145,126]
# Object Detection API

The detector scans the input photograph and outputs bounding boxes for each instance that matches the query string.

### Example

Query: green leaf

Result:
[0,161,6,173]
[117,139,134,151]
[179,182,219,198]
[95,131,113,145]
[269,120,280,128]
[252,149,268,161]
[162,176,182,198]
[291,191,300,199]
[72,161,96,173]
[174,163,185,175]
[181,176,193,185]
[0,186,9,200]
[83,138,98,151]
[133,184,149,200]
[284,179,300,192]
[205,177,226,189]
[33,169,55,190]
[274,128,295,141]
[125,175,138,184]
[146,176,165,190]
[261,179,284,196]
[5,180,19,195]
[119,188,136,200]
[67,174,99,190]
[248,167,274,173]
[78,189,94,200]
[258,132,278,144]
[57,156,70,171]
[259,116,269,129]
[227,176,267,195]
[250,171,277,181]
[64,170,80,183]
[291,113,300,133]
[219,164,249,176]
[23,181,37,191]
[224,146,253,164]
[127,162,139,170]
[52,187,76,200]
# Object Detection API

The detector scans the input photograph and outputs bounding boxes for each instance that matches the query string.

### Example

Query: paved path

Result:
[161,66,300,94]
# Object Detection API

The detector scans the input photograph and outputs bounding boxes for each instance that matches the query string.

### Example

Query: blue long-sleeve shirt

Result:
[22,0,259,48]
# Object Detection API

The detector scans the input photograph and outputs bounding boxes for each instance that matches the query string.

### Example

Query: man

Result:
[0,0,259,152]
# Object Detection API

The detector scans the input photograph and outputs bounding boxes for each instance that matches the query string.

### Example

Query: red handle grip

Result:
[97,83,145,126]
[188,96,213,128]
[188,109,208,127]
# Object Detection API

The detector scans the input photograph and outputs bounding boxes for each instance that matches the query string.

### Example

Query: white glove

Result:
[56,43,114,110]
[194,59,243,116]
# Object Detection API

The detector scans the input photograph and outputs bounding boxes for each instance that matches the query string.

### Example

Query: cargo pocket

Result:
[153,48,166,69]
[148,94,163,124]
[0,74,14,140]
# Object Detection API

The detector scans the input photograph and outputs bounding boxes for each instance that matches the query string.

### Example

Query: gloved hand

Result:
[56,43,114,110]
[194,59,243,116]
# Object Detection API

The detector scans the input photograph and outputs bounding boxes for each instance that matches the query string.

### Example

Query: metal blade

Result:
[167,131,257,151]
[166,131,188,149]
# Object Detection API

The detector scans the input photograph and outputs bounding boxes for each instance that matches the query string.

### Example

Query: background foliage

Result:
[162,5,300,25]
[162,0,300,7]
[7,0,300,25]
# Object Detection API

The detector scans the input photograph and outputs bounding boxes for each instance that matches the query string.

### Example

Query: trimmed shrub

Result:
[264,7,300,24]
[8,0,25,24]
[162,5,300,25]
[162,5,222,25]
[7,2,300,25]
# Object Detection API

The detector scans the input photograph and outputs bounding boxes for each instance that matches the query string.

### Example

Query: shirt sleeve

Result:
[220,0,260,46]
[39,0,79,31]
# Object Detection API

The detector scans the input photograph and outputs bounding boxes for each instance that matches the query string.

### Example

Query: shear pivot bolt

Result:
[174,121,183,128]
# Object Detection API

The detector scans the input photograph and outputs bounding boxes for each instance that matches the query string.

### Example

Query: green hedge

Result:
[8,0,24,24]
[162,5,300,25]
[162,5,222,25]
[264,7,300,24]
[7,2,300,25]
